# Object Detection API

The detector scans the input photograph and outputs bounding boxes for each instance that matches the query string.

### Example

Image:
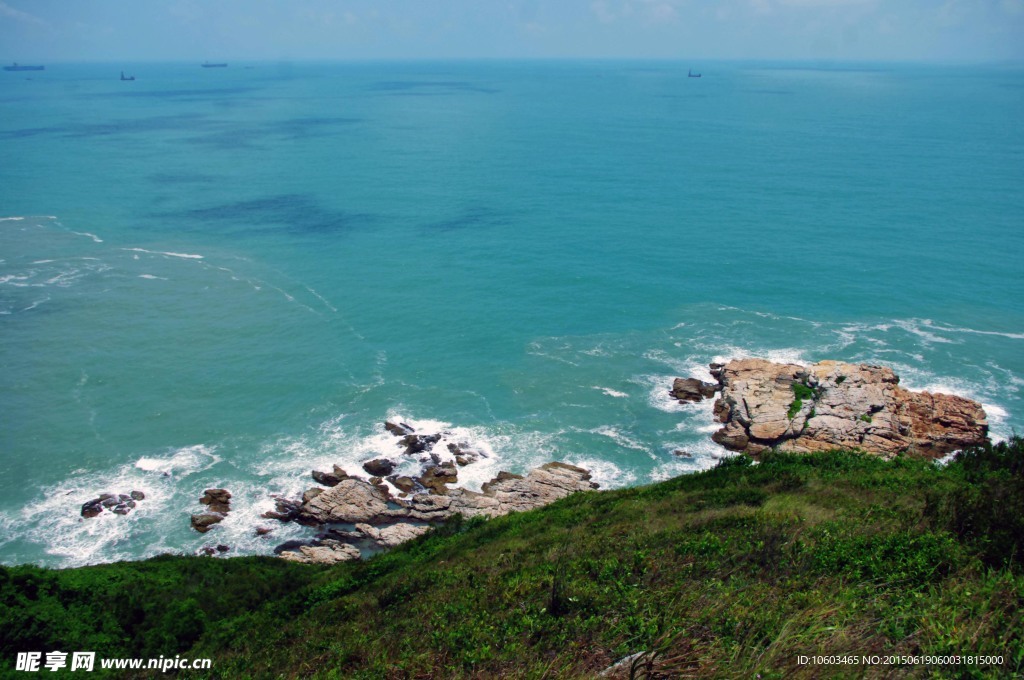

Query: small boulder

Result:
[81,499,104,518]
[417,462,458,494]
[671,377,718,403]
[130,490,145,501]
[362,458,396,477]
[389,476,417,493]
[312,465,349,487]
[190,512,225,533]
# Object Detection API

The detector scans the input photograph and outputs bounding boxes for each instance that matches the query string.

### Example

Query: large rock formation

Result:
[705,359,988,458]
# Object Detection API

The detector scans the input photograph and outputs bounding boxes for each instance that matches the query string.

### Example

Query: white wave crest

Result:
[123,247,204,260]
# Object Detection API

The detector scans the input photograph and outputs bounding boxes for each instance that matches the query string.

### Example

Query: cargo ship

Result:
[4,63,44,72]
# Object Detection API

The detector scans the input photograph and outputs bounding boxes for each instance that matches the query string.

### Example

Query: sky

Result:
[1,0,1023,63]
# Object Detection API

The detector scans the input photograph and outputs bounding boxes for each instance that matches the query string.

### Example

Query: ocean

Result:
[1,60,1022,568]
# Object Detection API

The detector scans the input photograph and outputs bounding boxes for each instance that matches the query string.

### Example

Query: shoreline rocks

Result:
[700,358,988,458]
[264,438,599,563]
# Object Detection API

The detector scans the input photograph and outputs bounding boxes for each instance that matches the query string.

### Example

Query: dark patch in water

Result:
[421,207,512,233]
[183,128,264,150]
[78,87,257,100]
[0,114,207,140]
[749,66,890,74]
[368,80,498,95]
[182,117,363,147]
[268,116,363,138]
[159,194,377,236]
[148,172,219,185]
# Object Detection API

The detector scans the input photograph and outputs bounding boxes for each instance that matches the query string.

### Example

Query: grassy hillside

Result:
[3,439,1023,678]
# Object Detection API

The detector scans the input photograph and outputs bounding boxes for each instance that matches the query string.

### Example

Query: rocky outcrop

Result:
[279,540,361,565]
[354,522,432,548]
[300,478,392,524]
[706,358,988,458]
[81,491,145,518]
[670,377,718,403]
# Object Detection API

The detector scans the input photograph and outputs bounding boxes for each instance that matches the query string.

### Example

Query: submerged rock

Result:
[384,421,415,437]
[708,358,988,458]
[399,433,442,455]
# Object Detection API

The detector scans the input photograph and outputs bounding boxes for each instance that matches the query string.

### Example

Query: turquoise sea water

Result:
[2,61,1022,567]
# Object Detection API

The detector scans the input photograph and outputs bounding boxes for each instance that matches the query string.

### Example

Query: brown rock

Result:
[385,421,415,436]
[670,377,718,403]
[302,487,324,504]
[312,465,349,487]
[362,458,396,477]
[417,462,458,494]
[190,512,225,533]
[390,476,417,493]
[199,488,231,514]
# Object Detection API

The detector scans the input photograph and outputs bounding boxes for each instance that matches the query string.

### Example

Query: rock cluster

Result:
[81,490,145,518]
[695,358,988,457]
[293,461,597,528]
[263,420,599,563]
[190,488,232,533]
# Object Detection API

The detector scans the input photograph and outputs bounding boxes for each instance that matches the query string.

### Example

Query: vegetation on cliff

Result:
[2,438,1023,678]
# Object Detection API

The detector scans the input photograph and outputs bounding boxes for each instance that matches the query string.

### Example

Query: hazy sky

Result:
[2,0,1023,63]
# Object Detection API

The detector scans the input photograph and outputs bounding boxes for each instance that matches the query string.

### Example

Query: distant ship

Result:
[201,62,228,68]
[688,69,701,78]
[4,63,44,72]
[120,71,135,81]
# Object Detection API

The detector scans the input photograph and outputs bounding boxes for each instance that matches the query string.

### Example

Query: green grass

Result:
[3,439,1023,678]
[788,380,819,419]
